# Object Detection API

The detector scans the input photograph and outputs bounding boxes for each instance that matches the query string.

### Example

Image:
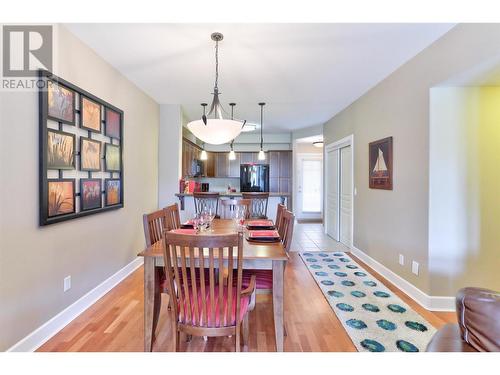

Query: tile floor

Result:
[290,223,351,253]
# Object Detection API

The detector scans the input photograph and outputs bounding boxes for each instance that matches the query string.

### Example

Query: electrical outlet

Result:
[399,254,405,266]
[412,261,419,275]
[63,276,71,292]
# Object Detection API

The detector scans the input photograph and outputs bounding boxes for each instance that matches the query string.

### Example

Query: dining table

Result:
[137,218,288,352]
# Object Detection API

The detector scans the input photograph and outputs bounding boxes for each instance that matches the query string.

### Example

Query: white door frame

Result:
[296,153,323,220]
[324,134,354,247]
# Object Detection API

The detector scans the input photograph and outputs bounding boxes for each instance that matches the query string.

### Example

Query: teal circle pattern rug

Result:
[299,251,436,352]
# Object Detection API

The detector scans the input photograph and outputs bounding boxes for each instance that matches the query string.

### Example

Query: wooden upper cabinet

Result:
[228,152,241,178]
[215,153,229,177]
[279,151,292,178]
[205,152,215,177]
[240,152,253,164]
[268,151,280,178]
[279,177,292,193]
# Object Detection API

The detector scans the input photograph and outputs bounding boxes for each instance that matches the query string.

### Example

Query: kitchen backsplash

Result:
[187,177,240,192]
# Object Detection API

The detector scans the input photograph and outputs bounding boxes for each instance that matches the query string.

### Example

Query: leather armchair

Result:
[426,287,500,352]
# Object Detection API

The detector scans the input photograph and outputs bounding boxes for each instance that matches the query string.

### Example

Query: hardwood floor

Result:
[38,224,456,352]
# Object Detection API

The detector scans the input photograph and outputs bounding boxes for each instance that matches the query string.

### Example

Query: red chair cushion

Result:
[178,286,250,327]
[240,269,273,289]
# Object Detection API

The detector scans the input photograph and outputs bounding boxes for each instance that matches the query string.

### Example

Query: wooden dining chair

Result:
[239,209,295,291]
[242,192,269,219]
[164,203,181,231]
[143,208,169,342]
[162,231,256,352]
[275,203,286,233]
[193,192,220,218]
[220,198,251,220]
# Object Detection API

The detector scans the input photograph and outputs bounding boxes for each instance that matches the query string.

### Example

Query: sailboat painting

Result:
[369,137,393,190]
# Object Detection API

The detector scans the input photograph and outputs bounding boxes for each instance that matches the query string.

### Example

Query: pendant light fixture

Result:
[200,143,208,160]
[187,32,246,145]
[258,102,266,161]
[229,141,236,160]
[228,103,237,160]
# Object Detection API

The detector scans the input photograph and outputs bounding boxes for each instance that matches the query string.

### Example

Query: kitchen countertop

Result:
[175,192,291,197]
[174,192,290,209]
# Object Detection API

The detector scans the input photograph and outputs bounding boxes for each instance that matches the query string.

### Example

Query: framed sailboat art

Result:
[369,136,393,190]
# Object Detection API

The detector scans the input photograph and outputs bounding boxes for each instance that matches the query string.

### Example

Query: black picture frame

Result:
[105,107,122,140]
[47,128,76,170]
[80,95,102,133]
[104,143,121,172]
[369,136,393,190]
[80,137,102,172]
[39,70,124,226]
[80,178,103,211]
[46,79,76,125]
[104,178,122,207]
[47,178,76,218]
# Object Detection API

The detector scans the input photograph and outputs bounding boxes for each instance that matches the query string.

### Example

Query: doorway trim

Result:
[324,134,354,247]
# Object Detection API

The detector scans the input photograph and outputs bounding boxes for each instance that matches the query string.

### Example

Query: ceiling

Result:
[66,23,455,132]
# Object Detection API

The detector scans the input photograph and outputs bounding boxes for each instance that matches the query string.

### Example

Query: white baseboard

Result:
[350,246,455,312]
[7,257,144,352]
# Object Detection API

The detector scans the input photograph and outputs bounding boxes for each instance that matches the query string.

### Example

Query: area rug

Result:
[299,251,436,352]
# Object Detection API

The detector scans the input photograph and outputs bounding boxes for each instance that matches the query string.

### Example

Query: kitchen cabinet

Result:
[279,177,292,193]
[279,151,292,178]
[215,153,229,177]
[268,151,280,178]
[205,152,216,177]
[270,177,279,192]
[228,152,241,178]
[240,152,253,164]
[182,139,202,177]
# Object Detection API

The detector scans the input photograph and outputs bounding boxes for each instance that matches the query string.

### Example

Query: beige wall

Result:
[323,24,500,296]
[429,87,500,295]
[0,25,159,350]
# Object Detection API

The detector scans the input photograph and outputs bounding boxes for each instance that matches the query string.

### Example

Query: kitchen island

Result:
[175,192,291,221]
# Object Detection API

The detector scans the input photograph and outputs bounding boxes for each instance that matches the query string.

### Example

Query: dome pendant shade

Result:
[228,149,236,160]
[187,118,243,145]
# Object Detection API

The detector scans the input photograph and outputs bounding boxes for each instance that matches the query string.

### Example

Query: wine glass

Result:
[236,206,246,232]
[192,214,201,233]
[207,207,216,232]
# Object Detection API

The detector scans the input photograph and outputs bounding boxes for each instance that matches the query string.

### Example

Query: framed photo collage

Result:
[39,70,124,226]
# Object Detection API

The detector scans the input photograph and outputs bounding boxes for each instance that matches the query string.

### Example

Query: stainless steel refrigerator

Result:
[240,164,270,192]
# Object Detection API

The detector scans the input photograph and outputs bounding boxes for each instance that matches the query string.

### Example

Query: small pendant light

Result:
[200,142,208,160]
[228,103,237,160]
[258,102,266,160]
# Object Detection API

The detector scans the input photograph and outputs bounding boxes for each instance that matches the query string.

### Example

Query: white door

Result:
[340,146,352,246]
[297,155,323,219]
[326,148,339,240]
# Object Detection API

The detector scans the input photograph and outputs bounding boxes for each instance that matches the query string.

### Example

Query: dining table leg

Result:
[272,260,285,352]
[144,256,156,352]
